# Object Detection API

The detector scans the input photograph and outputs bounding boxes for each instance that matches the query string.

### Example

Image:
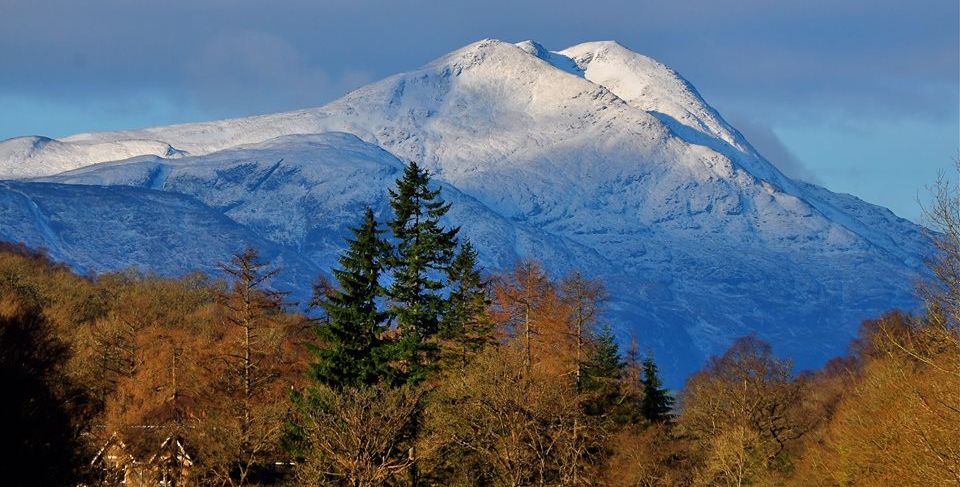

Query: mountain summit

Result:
[0,39,929,383]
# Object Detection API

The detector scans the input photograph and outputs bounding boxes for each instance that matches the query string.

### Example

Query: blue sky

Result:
[1,0,956,221]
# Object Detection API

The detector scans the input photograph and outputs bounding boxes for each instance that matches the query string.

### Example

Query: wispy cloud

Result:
[725,114,821,183]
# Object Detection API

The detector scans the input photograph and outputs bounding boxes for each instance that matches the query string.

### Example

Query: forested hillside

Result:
[1,163,957,486]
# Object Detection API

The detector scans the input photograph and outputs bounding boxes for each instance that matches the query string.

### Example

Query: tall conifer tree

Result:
[387,161,459,384]
[581,324,625,415]
[439,240,492,367]
[640,354,673,422]
[309,208,392,390]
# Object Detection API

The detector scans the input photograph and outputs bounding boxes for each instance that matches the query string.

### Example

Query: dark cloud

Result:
[0,0,956,134]
[185,30,373,115]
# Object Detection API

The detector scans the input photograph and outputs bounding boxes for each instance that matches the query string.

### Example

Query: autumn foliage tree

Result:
[793,312,960,486]
[426,345,598,486]
[491,260,554,372]
[787,166,960,486]
[295,383,423,486]
[199,248,303,486]
[94,275,218,462]
[678,336,810,486]
[560,271,606,391]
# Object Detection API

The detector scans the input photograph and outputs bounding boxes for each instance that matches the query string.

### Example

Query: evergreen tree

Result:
[387,161,459,384]
[439,240,492,367]
[309,208,392,390]
[640,354,674,422]
[581,324,624,416]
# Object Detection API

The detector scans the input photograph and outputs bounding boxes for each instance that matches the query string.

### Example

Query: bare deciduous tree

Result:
[295,383,422,486]
[678,336,809,486]
[198,248,299,486]
[426,346,600,486]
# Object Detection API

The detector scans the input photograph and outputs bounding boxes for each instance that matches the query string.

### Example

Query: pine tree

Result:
[581,324,624,416]
[439,240,492,367]
[309,208,392,390]
[387,161,459,385]
[640,354,673,422]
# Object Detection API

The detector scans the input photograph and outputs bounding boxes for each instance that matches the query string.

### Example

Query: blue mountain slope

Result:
[0,39,933,384]
[0,180,322,296]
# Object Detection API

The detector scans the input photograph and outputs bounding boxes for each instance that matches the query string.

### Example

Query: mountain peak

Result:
[569,39,628,53]
[515,39,549,58]
[0,37,931,384]
[558,40,770,178]
[510,39,584,77]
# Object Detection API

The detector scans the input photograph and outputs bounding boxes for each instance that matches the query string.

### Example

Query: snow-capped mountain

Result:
[0,39,930,383]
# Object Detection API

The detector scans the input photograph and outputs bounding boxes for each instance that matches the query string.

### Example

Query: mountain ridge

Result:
[0,38,930,383]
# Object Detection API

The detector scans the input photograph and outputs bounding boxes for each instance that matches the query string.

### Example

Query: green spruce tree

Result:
[308,208,392,390]
[439,240,492,367]
[640,354,674,422]
[581,324,625,416]
[387,161,459,385]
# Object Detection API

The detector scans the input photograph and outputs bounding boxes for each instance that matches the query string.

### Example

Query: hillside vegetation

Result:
[1,162,956,486]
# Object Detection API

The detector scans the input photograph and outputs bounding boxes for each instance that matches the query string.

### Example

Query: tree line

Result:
[0,161,957,486]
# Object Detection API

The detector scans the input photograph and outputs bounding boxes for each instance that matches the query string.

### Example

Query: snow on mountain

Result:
[0,180,321,292]
[0,38,931,383]
[38,133,606,278]
[0,135,187,179]
[556,41,751,154]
